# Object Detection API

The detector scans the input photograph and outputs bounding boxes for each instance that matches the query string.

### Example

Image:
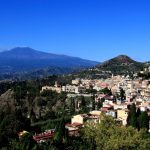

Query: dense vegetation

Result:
[82,114,150,150]
[0,76,95,149]
[71,55,146,79]
[96,55,144,74]
[127,103,149,131]
[138,72,150,79]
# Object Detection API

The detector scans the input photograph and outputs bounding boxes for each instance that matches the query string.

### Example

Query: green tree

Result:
[78,96,89,113]
[0,105,32,149]
[97,98,105,110]
[127,103,137,128]
[53,114,67,149]
[82,114,150,150]
[70,97,75,115]
[9,133,36,150]
[37,97,47,119]
[99,87,112,95]
[120,88,125,100]
[136,107,141,130]
[91,94,96,110]
[136,107,141,117]
[138,111,149,131]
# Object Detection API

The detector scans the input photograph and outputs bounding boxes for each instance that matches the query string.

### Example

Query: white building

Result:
[62,85,86,94]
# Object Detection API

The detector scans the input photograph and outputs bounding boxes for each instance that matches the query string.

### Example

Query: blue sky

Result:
[0,0,150,62]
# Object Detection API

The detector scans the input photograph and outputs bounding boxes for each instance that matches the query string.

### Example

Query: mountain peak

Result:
[94,54,144,76]
[112,55,135,64]
[1,47,53,59]
[115,54,131,59]
[0,47,98,75]
[7,47,40,54]
[11,46,35,51]
[97,54,139,68]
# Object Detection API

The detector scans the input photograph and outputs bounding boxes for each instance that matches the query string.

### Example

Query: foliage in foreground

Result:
[82,114,150,150]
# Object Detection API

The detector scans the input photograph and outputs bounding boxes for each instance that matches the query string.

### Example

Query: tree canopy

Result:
[82,114,150,150]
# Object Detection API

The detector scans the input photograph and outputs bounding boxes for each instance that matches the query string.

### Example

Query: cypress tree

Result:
[138,111,149,131]
[136,107,141,130]
[92,94,95,110]
[70,97,75,115]
[136,107,141,117]
[127,103,137,128]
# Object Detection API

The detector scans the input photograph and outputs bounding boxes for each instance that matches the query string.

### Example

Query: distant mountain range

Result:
[0,47,148,80]
[0,47,98,74]
[0,47,99,80]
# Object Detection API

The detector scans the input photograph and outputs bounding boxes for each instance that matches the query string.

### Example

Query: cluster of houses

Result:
[18,129,55,143]
[41,75,150,102]
[65,98,150,136]
[37,75,150,139]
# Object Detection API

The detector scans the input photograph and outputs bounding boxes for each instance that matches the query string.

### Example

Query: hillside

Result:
[96,55,144,73]
[0,47,99,80]
[98,55,136,66]
[0,47,98,74]
[74,55,145,79]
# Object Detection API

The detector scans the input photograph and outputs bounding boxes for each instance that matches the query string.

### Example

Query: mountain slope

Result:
[0,47,98,74]
[73,55,145,79]
[96,55,144,74]
[98,55,136,66]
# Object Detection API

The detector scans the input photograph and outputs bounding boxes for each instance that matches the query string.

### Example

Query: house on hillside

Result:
[41,82,62,93]
[117,109,128,126]
[33,129,55,143]
[62,85,86,94]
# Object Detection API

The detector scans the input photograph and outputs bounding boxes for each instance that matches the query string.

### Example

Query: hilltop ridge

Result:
[97,55,140,67]
[74,55,145,79]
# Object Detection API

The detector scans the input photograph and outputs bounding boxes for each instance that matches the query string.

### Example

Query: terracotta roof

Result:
[65,122,83,127]
[101,107,109,112]
[33,130,55,141]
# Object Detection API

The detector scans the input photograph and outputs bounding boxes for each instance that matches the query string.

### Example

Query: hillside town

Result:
[35,69,150,142]
[2,0,150,148]
[1,64,150,150]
